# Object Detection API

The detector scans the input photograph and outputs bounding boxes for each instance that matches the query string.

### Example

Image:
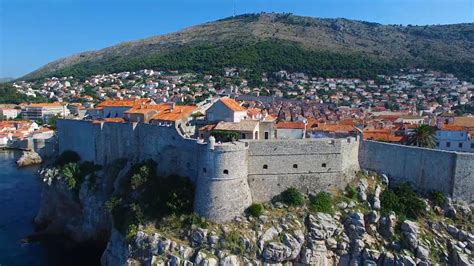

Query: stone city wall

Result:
[360,140,474,202]
[246,138,360,202]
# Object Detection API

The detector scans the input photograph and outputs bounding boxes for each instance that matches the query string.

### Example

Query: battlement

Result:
[56,119,473,222]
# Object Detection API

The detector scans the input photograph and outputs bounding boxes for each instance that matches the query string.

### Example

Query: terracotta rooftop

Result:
[440,124,467,131]
[276,122,306,130]
[220,97,246,112]
[97,98,152,108]
[152,105,196,121]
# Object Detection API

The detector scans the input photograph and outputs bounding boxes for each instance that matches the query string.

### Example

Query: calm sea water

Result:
[0,151,102,266]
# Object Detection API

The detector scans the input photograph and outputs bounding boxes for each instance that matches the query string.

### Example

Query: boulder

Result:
[16,151,42,167]
[416,245,430,261]
[262,242,292,262]
[190,228,208,246]
[308,213,341,240]
[219,255,240,266]
[282,233,303,260]
[299,240,328,265]
[378,213,397,239]
[381,174,389,186]
[258,226,279,250]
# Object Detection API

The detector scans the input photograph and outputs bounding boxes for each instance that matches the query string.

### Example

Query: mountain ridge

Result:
[22,13,474,81]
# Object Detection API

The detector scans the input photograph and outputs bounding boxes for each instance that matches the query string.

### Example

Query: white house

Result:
[0,108,19,120]
[206,97,247,123]
[436,125,474,152]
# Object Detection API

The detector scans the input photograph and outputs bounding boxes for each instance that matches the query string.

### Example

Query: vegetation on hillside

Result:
[22,13,474,81]
[105,160,195,239]
[0,83,50,104]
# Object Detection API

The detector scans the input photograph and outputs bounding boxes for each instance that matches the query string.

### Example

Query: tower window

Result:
[203,168,207,173]
[322,163,327,168]
[263,164,268,169]
[223,169,229,175]
[293,164,298,169]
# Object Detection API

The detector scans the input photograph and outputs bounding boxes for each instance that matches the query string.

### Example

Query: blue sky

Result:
[0,0,473,78]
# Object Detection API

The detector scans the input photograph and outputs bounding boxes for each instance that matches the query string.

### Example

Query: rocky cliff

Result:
[35,155,473,265]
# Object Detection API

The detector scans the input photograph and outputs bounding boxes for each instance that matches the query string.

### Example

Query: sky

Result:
[0,0,473,78]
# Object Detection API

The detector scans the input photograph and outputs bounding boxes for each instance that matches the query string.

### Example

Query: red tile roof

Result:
[220,97,246,112]
[276,122,306,130]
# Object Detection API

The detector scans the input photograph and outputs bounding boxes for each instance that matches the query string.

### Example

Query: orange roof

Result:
[152,105,197,121]
[276,122,306,130]
[247,108,262,117]
[27,102,64,107]
[104,118,126,123]
[199,124,217,132]
[440,124,467,131]
[453,117,474,127]
[124,104,169,114]
[220,97,246,112]
[364,132,404,142]
[97,98,152,108]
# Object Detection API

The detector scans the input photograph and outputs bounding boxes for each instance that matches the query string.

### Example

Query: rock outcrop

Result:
[16,151,42,167]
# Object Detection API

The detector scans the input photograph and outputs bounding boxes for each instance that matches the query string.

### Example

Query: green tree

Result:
[407,124,436,148]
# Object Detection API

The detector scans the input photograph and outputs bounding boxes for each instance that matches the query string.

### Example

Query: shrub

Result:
[310,192,334,214]
[221,230,245,255]
[61,162,81,190]
[105,196,122,211]
[345,185,357,199]
[55,150,81,166]
[380,182,427,219]
[247,203,264,217]
[429,191,447,207]
[281,187,305,206]
[129,160,156,190]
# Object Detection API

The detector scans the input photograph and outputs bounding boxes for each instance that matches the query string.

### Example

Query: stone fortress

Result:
[56,117,474,223]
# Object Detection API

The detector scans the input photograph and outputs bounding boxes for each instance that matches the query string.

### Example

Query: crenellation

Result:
[56,119,473,222]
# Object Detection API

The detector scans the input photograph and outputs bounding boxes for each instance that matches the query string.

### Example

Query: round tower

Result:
[194,141,252,222]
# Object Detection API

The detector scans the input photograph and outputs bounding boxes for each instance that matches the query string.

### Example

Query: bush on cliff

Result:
[129,160,156,190]
[280,187,305,206]
[107,160,195,239]
[429,191,447,207]
[344,184,357,200]
[247,203,264,217]
[309,191,334,214]
[380,182,427,219]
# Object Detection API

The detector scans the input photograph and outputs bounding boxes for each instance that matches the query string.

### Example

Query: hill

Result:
[22,13,474,81]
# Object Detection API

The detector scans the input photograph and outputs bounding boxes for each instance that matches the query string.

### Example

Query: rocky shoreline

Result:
[34,158,473,266]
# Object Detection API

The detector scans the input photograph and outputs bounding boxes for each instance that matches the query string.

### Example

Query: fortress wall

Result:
[246,138,359,202]
[57,120,98,162]
[452,153,474,202]
[359,140,456,196]
[57,120,202,182]
[194,142,252,222]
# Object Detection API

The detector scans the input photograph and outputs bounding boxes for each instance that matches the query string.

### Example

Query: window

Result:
[223,169,229,175]
[471,143,474,149]
[458,143,463,148]
[254,131,259,140]
[322,163,327,168]
[436,142,439,147]
[263,164,268,169]
[293,164,298,169]
[241,133,246,139]
[264,132,269,140]
[203,168,207,173]
[446,142,451,148]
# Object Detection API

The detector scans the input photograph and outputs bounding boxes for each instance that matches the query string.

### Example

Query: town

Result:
[1,68,473,152]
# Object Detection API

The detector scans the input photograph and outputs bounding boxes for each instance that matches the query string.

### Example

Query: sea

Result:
[0,150,102,266]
